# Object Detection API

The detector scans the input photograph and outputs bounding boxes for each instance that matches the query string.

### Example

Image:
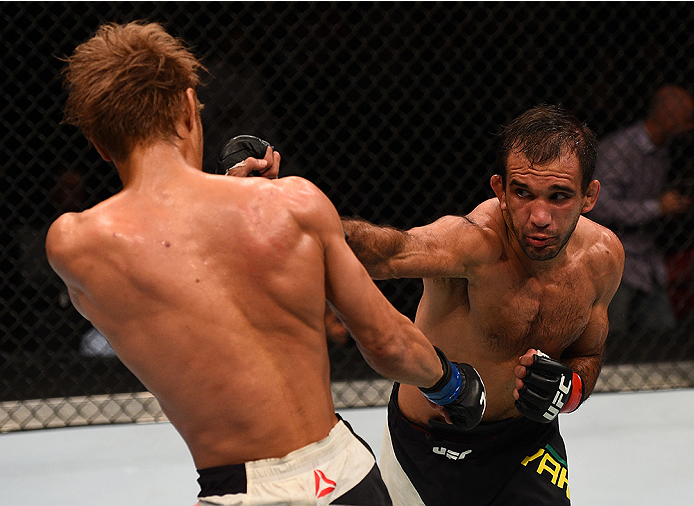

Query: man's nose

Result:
[529,201,552,228]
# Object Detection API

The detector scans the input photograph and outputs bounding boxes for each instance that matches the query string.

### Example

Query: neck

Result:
[513,242,567,278]
[115,140,201,189]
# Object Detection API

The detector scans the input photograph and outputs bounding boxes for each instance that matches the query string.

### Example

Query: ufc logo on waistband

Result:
[433,446,472,460]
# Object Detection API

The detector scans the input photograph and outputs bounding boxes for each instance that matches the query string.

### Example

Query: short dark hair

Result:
[497,104,597,193]
[63,21,205,161]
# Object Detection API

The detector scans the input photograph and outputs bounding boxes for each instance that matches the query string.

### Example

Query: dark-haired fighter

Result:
[342,105,624,505]
[47,21,484,506]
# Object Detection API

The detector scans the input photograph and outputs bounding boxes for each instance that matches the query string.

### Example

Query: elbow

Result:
[356,331,407,377]
[352,251,400,280]
[370,265,402,280]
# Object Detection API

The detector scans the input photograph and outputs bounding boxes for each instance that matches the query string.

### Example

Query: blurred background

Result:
[2,1,694,431]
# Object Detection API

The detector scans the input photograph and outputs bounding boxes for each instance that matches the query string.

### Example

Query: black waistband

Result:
[197,463,246,497]
[390,382,522,443]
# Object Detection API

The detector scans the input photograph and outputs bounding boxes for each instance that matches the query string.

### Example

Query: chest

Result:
[469,265,595,354]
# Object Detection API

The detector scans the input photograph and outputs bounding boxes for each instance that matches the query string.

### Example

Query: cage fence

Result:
[2,1,694,432]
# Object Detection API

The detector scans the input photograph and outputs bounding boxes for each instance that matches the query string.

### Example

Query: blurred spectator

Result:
[667,249,694,320]
[11,168,90,354]
[13,167,114,357]
[589,85,694,337]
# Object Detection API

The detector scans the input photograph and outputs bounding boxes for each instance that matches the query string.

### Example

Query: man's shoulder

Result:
[578,216,623,253]
[576,217,625,282]
[466,198,506,238]
[584,212,621,238]
[600,121,648,153]
[471,197,501,214]
[45,209,103,280]
[429,199,505,268]
[604,121,644,139]
[423,199,502,240]
[254,176,324,206]
[273,176,335,215]
[212,175,330,226]
[47,206,108,249]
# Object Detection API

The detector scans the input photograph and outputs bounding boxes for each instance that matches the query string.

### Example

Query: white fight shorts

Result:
[197,418,391,505]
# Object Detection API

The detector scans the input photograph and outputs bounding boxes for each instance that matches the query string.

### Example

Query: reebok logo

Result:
[314,469,336,498]
[433,446,472,460]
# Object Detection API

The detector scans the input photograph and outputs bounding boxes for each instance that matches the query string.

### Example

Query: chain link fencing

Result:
[2,1,694,432]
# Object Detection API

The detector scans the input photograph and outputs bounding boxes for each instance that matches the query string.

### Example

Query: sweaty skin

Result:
[46,89,445,470]
[344,150,624,424]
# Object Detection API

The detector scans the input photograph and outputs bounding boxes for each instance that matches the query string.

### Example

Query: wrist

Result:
[419,347,462,405]
[561,372,584,413]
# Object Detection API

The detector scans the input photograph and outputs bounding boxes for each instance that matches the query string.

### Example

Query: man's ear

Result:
[490,174,507,210]
[92,140,112,162]
[183,88,198,135]
[582,180,601,213]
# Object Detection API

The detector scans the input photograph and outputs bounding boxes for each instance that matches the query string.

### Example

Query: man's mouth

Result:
[526,236,553,248]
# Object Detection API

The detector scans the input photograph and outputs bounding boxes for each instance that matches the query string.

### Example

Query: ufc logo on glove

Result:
[515,351,584,423]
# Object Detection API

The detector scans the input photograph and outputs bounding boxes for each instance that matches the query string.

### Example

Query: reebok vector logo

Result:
[314,469,336,498]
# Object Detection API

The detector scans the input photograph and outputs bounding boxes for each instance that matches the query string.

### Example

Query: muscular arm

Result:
[45,212,91,317]
[341,217,409,279]
[559,304,608,400]
[294,180,443,388]
[342,210,500,280]
[562,230,625,400]
[514,229,624,421]
[514,305,609,422]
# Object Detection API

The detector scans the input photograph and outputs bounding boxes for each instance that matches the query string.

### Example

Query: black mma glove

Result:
[419,347,486,430]
[515,351,584,423]
[217,135,272,176]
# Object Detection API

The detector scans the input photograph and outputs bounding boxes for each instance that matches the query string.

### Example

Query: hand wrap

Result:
[419,347,486,430]
[515,351,584,423]
[217,135,272,176]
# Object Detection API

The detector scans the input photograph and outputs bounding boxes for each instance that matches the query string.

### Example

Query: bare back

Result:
[47,170,337,469]
[399,199,622,423]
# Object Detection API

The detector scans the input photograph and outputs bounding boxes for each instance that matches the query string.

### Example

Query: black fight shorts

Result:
[381,384,571,505]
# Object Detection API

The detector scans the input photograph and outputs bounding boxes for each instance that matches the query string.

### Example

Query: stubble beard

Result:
[507,212,579,262]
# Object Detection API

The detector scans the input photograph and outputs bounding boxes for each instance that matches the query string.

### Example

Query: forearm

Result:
[562,350,604,401]
[341,217,408,279]
[353,317,443,388]
[355,316,487,430]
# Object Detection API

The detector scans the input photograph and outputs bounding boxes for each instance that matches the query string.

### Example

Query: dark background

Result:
[2,2,693,407]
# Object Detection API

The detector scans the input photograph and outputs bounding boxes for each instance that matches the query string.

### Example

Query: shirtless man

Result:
[47,22,484,506]
[342,104,625,505]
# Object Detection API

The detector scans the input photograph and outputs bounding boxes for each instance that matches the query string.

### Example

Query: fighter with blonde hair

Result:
[48,21,485,505]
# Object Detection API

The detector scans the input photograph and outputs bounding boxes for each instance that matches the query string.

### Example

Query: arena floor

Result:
[1,388,692,505]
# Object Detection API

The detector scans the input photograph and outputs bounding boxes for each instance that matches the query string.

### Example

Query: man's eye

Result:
[516,189,531,198]
[552,193,571,200]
